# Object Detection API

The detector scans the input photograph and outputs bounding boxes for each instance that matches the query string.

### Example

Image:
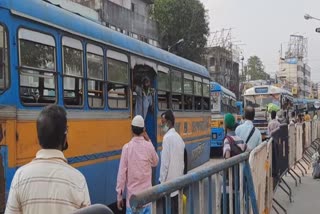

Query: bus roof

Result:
[244,85,293,96]
[0,0,209,78]
[210,82,236,98]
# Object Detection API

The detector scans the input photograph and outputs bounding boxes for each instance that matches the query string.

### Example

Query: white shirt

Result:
[235,120,262,151]
[5,149,91,214]
[159,128,185,197]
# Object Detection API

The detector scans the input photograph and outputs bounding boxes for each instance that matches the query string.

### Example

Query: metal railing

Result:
[130,152,258,214]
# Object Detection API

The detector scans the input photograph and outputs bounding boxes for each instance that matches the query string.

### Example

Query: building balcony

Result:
[102,0,158,41]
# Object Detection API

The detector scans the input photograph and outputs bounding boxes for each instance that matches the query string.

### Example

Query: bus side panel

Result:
[185,140,210,170]
[157,115,210,172]
[77,158,120,205]
[0,146,17,206]
[211,127,224,148]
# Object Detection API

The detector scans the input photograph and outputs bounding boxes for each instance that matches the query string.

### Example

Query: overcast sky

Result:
[200,0,320,82]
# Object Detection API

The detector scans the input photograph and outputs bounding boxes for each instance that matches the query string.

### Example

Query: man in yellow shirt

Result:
[305,111,311,122]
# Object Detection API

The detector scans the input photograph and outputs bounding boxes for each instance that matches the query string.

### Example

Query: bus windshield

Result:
[244,94,280,109]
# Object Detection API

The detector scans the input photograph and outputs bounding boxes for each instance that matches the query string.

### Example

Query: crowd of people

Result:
[4,105,185,214]
[6,100,317,214]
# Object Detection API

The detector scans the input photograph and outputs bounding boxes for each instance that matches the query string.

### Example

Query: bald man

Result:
[235,106,262,151]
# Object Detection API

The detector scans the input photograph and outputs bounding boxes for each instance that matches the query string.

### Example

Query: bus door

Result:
[130,57,157,149]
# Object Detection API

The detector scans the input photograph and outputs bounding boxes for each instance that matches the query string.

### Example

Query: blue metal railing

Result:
[130,152,258,214]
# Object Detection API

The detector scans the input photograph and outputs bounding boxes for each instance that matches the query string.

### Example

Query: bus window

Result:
[202,79,210,111]
[0,25,8,92]
[62,37,83,107]
[184,73,193,111]
[87,44,104,108]
[107,50,129,109]
[194,76,202,110]
[171,70,182,110]
[158,65,170,110]
[18,29,56,104]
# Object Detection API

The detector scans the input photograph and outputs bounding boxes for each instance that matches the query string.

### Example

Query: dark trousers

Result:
[163,195,178,214]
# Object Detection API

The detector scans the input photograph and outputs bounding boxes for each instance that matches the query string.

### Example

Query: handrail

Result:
[130,152,250,209]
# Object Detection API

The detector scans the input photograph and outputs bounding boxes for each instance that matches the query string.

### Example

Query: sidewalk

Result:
[272,166,320,214]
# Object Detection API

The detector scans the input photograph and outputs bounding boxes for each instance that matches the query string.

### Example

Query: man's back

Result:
[268,119,280,134]
[160,129,185,183]
[235,120,262,151]
[116,136,158,208]
[305,114,311,122]
[5,150,90,214]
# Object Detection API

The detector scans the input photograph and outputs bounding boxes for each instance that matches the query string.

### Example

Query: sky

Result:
[200,0,320,82]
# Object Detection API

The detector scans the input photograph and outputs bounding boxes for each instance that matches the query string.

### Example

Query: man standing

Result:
[313,112,318,121]
[159,110,185,213]
[5,105,90,214]
[134,76,153,119]
[235,106,262,151]
[116,115,158,213]
[268,111,281,135]
[223,113,246,159]
[305,111,311,122]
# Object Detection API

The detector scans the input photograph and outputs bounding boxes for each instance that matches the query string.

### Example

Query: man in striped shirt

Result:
[5,105,91,214]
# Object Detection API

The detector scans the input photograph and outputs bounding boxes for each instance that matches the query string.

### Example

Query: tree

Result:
[246,56,270,80]
[151,0,209,63]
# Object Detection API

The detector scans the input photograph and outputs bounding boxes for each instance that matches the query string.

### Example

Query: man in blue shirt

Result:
[134,76,153,119]
[235,106,262,151]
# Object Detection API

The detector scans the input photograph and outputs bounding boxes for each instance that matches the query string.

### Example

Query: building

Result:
[202,46,240,99]
[71,0,159,47]
[277,35,310,98]
[312,82,319,99]
[278,58,311,98]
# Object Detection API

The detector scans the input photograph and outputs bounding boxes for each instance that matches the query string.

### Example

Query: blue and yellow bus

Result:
[236,101,244,120]
[0,0,211,210]
[210,82,237,150]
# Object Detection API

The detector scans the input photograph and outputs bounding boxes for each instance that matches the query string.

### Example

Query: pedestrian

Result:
[313,111,318,121]
[5,105,91,214]
[159,110,185,213]
[223,113,246,159]
[116,115,158,214]
[283,111,289,124]
[298,113,304,123]
[221,113,246,214]
[268,111,281,135]
[305,111,311,122]
[290,111,296,125]
[134,76,154,119]
[235,106,262,151]
[277,110,286,124]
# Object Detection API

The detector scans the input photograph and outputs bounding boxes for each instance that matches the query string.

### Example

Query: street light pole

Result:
[168,38,184,52]
[304,14,320,21]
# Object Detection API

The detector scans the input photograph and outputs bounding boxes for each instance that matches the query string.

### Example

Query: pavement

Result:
[272,163,320,214]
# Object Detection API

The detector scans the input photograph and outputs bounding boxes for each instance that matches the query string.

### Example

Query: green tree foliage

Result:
[152,0,209,63]
[246,56,270,80]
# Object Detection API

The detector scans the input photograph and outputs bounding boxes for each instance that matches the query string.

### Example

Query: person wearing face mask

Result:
[159,110,185,213]
[134,76,154,120]
[5,105,90,214]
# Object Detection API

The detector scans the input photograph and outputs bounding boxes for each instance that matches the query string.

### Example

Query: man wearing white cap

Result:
[116,115,159,214]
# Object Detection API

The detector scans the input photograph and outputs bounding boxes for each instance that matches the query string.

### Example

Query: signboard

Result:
[314,101,320,109]
[292,87,298,95]
[254,87,268,94]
